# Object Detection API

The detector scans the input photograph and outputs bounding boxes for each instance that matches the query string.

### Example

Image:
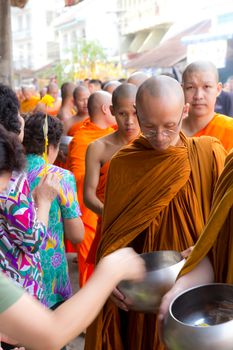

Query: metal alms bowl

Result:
[164,283,233,350]
[118,250,185,313]
[59,135,73,156]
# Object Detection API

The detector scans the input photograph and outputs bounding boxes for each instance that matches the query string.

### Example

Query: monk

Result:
[35,82,61,117]
[20,86,40,114]
[127,71,149,87]
[84,75,226,350]
[67,91,115,287]
[84,83,140,273]
[88,79,102,93]
[159,149,233,337]
[67,85,90,136]
[57,82,76,135]
[182,60,233,151]
[103,80,121,94]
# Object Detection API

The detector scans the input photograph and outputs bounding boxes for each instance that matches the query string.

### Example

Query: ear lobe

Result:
[110,105,115,116]
[217,82,222,96]
[183,103,189,119]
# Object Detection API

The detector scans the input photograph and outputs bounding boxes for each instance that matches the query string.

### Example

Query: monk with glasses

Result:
[84,75,226,350]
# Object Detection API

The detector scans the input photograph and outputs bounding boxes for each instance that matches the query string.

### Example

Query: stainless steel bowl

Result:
[59,135,73,156]
[164,283,233,350]
[118,250,185,313]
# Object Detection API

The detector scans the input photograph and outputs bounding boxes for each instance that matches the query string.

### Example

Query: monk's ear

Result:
[182,103,189,119]
[110,105,115,116]
[217,82,222,96]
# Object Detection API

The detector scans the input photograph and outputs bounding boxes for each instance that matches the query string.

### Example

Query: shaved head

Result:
[137,75,184,110]
[73,85,90,100]
[47,82,59,100]
[182,61,219,83]
[61,82,76,100]
[127,72,149,87]
[87,91,112,118]
[136,76,187,150]
[103,80,121,94]
[112,83,137,108]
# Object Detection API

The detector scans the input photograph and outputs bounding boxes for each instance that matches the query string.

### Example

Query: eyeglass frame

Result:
[140,113,183,139]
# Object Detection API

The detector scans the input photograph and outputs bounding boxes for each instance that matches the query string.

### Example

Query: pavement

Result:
[66,253,85,350]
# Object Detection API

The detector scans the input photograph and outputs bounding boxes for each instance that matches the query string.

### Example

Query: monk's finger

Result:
[181,246,194,258]
[112,287,125,301]
[110,294,129,311]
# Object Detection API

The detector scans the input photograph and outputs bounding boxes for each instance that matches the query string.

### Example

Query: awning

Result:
[125,20,211,69]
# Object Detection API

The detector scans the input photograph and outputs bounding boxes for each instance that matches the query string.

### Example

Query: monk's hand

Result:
[181,246,194,259]
[110,288,130,312]
[102,247,145,311]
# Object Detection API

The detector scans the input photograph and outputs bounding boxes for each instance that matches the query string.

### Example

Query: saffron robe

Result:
[194,113,233,151]
[180,150,233,283]
[68,118,90,137]
[20,96,40,114]
[84,133,226,350]
[67,121,114,286]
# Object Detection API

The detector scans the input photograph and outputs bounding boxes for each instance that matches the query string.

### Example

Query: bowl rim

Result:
[139,250,184,273]
[168,283,233,328]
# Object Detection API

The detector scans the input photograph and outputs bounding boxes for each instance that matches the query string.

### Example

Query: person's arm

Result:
[83,142,104,216]
[158,256,214,326]
[63,218,84,244]
[0,248,145,350]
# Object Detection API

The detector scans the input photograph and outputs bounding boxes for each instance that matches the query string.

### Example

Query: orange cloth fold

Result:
[180,150,233,283]
[194,113,233,151]
[85,133,226,350]
[67,121,114,287]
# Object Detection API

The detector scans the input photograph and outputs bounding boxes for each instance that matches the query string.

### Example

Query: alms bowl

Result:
[164,283,233,350]
[118,250,185,313]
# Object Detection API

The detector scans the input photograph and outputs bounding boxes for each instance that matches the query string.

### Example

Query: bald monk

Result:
[67,91,115,287]
[20,86,40,114]
[127,71,149,87]
[67,85,90,136]
[57,82,76,134]
[35,82,61,116]
[182,60,233,151]
[84,76,226,350]
[159,149,233,334]
[103,80,121,94]
[88,79,102,93]
[84,83,140,272]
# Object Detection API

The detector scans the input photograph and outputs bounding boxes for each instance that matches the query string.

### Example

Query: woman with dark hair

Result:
[0,84,60,350]
[0,123,145,350]
[23,112,84,319]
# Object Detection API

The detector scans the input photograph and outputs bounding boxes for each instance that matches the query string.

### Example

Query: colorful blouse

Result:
[26,154,82,308]
[0,171,46,300]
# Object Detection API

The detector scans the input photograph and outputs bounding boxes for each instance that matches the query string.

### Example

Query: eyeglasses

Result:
[141,114,183,139]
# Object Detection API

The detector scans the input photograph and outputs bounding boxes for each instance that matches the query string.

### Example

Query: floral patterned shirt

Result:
[26,154,82,307]
[0,171,46,300]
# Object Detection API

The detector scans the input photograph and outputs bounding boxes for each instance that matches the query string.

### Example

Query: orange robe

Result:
[84,134,226,350]
[46,100,62,117]
[86,161,110,267]
[180,150,233,283]
[68,118,90,137]
[20,96,40,114]
[194,113,233,151]
[67,121,114,287]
